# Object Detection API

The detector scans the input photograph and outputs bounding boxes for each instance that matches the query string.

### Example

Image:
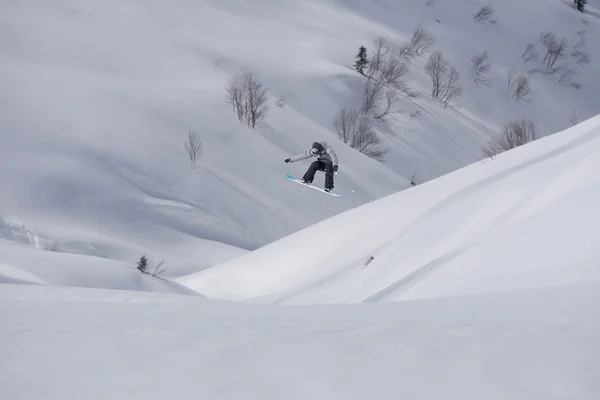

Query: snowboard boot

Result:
[324,187,332,192]
[300,178,311,184]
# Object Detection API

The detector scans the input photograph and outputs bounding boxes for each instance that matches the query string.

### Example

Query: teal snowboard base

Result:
[286,174,341,196]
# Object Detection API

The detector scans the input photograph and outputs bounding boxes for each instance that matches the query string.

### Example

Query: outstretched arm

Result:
[285,149,312,163]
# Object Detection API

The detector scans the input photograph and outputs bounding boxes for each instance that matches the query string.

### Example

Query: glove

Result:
[284,158,290,163]
[333,165,338,172]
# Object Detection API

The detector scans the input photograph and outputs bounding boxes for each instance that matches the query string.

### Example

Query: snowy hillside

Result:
[179,114,600,304]
[1,0,599,276]
[3,115,600,400]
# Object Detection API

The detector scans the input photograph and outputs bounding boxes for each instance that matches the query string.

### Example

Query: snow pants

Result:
[303,161,334,189]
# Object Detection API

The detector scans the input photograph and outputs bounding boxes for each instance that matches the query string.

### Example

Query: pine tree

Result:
[354,46,368,74]
[137,255,149,273]
[575,0,587,12]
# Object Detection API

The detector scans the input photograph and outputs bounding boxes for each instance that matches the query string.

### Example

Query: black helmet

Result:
[311,142,324,155]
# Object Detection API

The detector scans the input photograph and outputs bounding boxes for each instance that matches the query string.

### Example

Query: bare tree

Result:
[484,118,537,157]
[398,42,414,60]
[334,107,360,144]
[441,66,462,106]
[361,79,384,115]
[425,51,462,106]
[410,26,435,55]
[471,50,492,86]
[151,260,167,277]
[137,255,167,277]
[473,5,494,23]
[367,36,389,76]
[333,107,388,161]
[507,68,533,103]
[521,43,539,62]
[425,51,447,100]
[513,75,532,102]
[362,36,410,117]
[184,130,203,165]
[539,32,568,73]
[568,109,580,126]
[226,75,246,122]
[225,72,269,128]
[374,91,400,120]
[378,56,408,87]
[242,72,269,128]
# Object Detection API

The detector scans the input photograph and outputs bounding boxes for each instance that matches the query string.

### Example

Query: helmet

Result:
[311,141,324,155]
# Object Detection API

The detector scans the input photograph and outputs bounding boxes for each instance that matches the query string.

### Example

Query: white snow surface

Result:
[1,0,600,274]
[2,282,600,400]
[2,1,600,398]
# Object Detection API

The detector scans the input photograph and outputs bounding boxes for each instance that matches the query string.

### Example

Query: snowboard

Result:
[286,174,341,196]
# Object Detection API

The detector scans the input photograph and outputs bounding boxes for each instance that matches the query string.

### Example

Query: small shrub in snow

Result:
[137,255,149,273]
[574,0,587,12]
[568,109,580,126]
[333,107,388,161]
[226,72,269,128]
[484,117,537,157]
[470,50,492,87]
[521,43,539,63]
[424,51,462,107]
[184,130,203,166]
[136,255,167,277]
[473,5,495,23]
[558,66,580,88]
[275,97,286,107]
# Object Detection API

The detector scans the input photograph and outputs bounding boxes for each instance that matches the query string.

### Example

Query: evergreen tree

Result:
[575,0,587,12]
[354,46,368,74]
[137,255,149,273]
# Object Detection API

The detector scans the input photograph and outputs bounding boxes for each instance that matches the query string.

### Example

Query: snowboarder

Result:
[285,141,338,192]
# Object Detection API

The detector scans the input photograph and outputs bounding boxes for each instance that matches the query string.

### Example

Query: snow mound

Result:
[0,240,198,295]
[179,115,600,304]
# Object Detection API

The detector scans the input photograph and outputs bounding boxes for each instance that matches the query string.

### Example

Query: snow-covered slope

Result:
[2,282,599,400]
[1,0,599,277]
[179,114,600,304]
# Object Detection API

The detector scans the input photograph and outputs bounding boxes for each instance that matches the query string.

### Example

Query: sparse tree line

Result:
[468,3,591,157]
[211,2,591,167]
[482,27,592,157]
[519,29,590,91]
